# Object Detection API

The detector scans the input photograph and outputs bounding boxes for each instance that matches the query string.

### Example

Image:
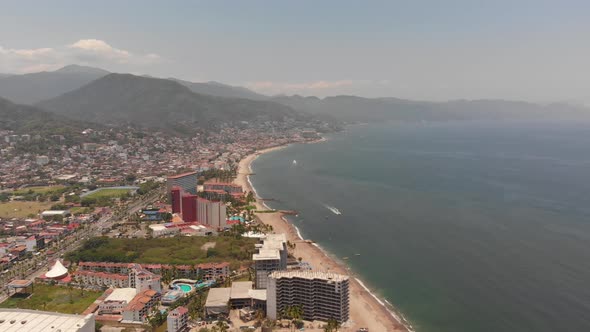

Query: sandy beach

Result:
[234,144,410,332]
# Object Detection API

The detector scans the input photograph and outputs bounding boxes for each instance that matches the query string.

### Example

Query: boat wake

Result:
[324,204,342,215]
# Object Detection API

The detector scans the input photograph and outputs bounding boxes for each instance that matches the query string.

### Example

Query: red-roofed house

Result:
[121,289,160,323]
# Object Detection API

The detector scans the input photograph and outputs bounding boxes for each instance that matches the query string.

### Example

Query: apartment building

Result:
[77,261,230,282]
[74,263,161,292]
[253,233,287,289]
[197,197,227,229]
[167,172,198,196]
[121,289,160,323]
[167,306,189,332]
[267,271,350,323]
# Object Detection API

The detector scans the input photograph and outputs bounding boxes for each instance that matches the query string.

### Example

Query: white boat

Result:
[292,160,297,165]
[325,205,342,215]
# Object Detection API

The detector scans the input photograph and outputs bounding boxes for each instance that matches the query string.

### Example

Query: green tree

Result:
[323,318,340,332]
[246,191,255,203]
[215,320,228,332]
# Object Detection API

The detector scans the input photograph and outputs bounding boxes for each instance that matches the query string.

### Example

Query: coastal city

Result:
[0,123,405,332]
[3,2,590,332]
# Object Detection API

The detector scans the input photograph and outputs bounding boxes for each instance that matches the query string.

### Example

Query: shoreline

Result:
[234,139,412,332]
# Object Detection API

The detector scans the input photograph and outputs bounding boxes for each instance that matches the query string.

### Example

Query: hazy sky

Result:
[1,0,589,103]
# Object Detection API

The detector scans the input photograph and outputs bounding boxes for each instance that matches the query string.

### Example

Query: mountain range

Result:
[0,96,89,135]
[270,95,590,122]
[1,64,588,132]
[36,73,307,131]
[171,78,268,100]
[0,65,109,104]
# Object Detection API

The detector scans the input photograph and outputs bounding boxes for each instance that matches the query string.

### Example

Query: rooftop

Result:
[45,259,68,279]
[205,287,231,308]
[0,308,93,332]
[230,281,253,300]
[6,279,33,288]
[248,289,267,301]
[149,224,167,231]
[124,289,158,311]
[170,306,188,316]
[167,171,197,179]
[104,288,137,303]
[269,270,349,283]
[40,210,70,216]
[253,248,280,261]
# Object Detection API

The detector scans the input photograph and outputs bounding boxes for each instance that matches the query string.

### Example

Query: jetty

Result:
[261,198,280,202]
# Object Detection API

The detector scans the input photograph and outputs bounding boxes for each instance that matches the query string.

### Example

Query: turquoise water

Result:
[250,121,590,332]
[178,284,192,292]
[196,281,215,289]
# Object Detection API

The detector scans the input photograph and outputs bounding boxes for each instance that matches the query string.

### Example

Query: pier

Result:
[280,210,298,215]
[261,198,282,202]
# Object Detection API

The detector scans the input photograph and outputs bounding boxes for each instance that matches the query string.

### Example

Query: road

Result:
[0,187,164,303]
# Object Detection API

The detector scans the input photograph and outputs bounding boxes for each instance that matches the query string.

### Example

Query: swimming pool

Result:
[178,284,192,292]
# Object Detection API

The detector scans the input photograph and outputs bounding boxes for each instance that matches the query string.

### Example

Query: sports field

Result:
[0,201,54,218]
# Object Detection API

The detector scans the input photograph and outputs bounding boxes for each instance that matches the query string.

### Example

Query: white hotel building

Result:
[253,233,287,289]
[267,270,350,323]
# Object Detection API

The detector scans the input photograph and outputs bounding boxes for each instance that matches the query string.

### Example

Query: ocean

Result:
[249,121,590,332]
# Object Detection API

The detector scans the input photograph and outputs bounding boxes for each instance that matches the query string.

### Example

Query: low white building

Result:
[149,224,180,237]
[40,210,70,218]
[0,308,95,332]
[98,288,137,315]
[205,287,231,316]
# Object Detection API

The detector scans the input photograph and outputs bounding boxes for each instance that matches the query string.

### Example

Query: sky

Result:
[1,0,589,103]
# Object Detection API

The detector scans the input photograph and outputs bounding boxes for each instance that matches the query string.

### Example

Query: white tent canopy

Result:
[45,259,68,279]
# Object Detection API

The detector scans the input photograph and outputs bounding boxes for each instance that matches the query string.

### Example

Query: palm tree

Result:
[171,265,178,280]
[189,265,197,279]
[75,276,86,296]
[323,318,340,332]
[215,320,228,332]
[292,305,303,320]
[289,305,304,332]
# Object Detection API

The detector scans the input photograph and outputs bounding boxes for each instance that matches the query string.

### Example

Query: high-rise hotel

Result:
[167,171,198,195]
[266,270,350,323]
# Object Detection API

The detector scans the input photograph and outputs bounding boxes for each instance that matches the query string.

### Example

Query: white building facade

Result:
[267,271,350,323]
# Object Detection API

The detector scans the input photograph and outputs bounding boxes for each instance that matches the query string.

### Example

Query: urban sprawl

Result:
[0,125,357,332]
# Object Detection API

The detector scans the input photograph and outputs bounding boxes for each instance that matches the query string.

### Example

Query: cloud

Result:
[70,39,130,60]
[245,80,354,95]
[245,79,386,96]
[0,39,161,73]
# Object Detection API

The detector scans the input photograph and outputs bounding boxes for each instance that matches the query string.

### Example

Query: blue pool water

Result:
[178,284,192,292]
